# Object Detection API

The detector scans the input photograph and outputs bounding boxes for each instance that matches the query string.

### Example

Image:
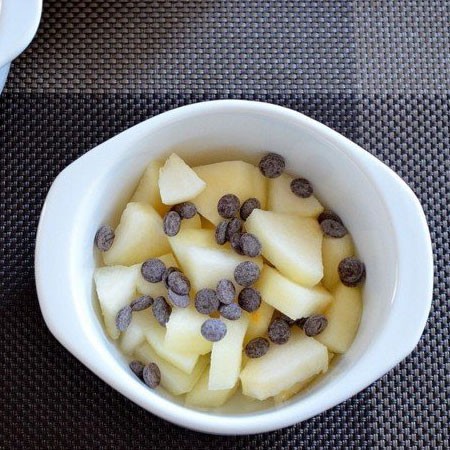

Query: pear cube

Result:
[246,209,323,287]
[268,173,324,217]
[94,265,138,339]
[240,329,328,400]
[159,153,206,205]
[209,314,249,390]
[322,234,355,290]
[131,160,169,216]
[255,265,332,320]
[316,283,362,353]
[135,343,208,396]
[103,202,170,266]
[193,161,267,225]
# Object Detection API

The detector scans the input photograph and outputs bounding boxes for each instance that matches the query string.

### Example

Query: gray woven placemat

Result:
[1,1,448,448]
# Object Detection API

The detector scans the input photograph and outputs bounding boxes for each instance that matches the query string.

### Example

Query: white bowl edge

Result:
[35,100,433,434]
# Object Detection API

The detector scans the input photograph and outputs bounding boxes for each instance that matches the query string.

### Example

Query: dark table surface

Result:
[1,1,449,448]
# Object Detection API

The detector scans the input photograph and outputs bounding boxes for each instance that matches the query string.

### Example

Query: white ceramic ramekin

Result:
[35,100,433,435]
[0,0,42,92]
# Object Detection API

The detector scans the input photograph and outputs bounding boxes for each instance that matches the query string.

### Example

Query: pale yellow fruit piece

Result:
[185,366,238,408]
[159,153,206,205]
[131,160,169,216]
[169,229,262,292]
[209,314,249,390]
[144,311,199,374]
[240,329,328,400]
[322,234,355,290]
[135,343,208,396]
[179,246,263,293]
[246,209,323,287]
[268,173,324,217]
[179,213,201,231]
[94,265,137,339]
[120,309,151,355]
[165,306,213,355]
[134,253,178,297]
[255,265,332,320]
[193,161,267,225]
[244,300,274,344]
[273,376,315,405]
[316,284,362,353]
[103,202,170,266]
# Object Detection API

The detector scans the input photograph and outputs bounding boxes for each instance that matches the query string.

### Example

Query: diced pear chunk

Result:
[268,173,324,217]
[185,366,238,408]
[94,265,138,339]
[193,161,267,225]
[169,229,263,292]
[134,253,178,297]
[246,210,323,287]
[135,343,208,396]
[316,284,362,353]
[120,309,151,355]
[255,265,332,320]
[240,329,328,400]
[273,376,315,405]
[322,234,355,289]
[159,154,206,205]
[209,314,249,390]
[103,202,170,266]
[165,306,213,355]
[131,160,169,216]
[245,300,274,343]
[179,213,201,231]
[144,312,199,374]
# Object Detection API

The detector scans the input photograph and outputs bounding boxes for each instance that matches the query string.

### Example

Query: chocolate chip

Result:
[290,178,313,198]
[259,153,285,178]
[141,258,166,283]
[172,202,197,219]
[234,261,260,287]
[268,318,291,344]
[295,317,307,329]
[94,225,115,251]
[338,257,366,287]
[116,305,132,332]
[215,221,229,245]
[216,279,236,305]
[143,362,161,388]
[217,194,240,219]
[279,313,295,326]
[230,232,244,255]
[318,210,343,225]
[163,211,181,236]
[167,289,190,308]
[303,314,328,336]
[129,360,145,379]
[226,217,243,240]
[240,233,262,257]
[320,219,348,238]
[201,319,227,342]
[152,296,172,327]
[238,288,262,312]
[195,289,220,314]
[245,337,270,358]
[163,267,181,288]
[130,295,154,312]
[167,271,190,295]
[219,303,242,320]
[240,198,261,220]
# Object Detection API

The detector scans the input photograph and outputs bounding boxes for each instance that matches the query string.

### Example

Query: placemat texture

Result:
[1,1,449,448]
